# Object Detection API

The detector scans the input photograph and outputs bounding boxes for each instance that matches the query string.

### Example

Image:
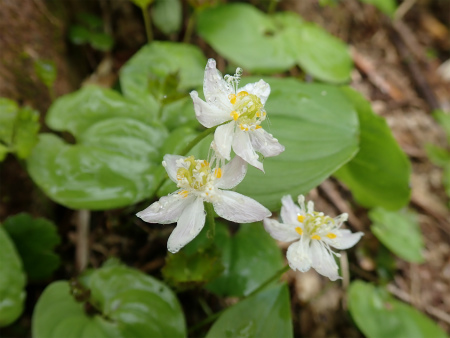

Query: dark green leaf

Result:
[206,284,293,338]
[348,281,447,338]
[32,264,186,338]
[334,88,411,210]
[69,25,91,45]
[0,98,18,147]
[3,213,61,281]
[358,0,397,16]
[152,0,182,35]
[425,143,450,167]
[26,86,167,210]
[0,226,26,327]
[369,208,424,263]
[207,223,283,297]
[34,59,57,89]
[89,32,114,52]
[130,0,155,9]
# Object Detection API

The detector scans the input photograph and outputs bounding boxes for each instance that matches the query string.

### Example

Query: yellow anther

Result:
[237,91,248,97]
[231,111,239,121]
[255,125,262,129]
[326,233,337,239]
[215,168,222,178]
[297,215,305,222]
[178,190,189,198]
[201,160,209,167]
[229,94,236,104]
[311,235,321,240]
[256,112,260,117]
[295,227,303,235]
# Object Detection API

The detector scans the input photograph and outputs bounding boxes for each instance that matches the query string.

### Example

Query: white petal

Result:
[203,59,234,111]
[167,197,205,253]
[232,129,264,171]
[286,239,312,272]
[249,129,285,158]
[163,154,185,183]
[214,122,235,160]
[213,190,271,223]
[325,229,364,250]
[310,240,341,281]
[263,218,300,242]
[190,91,230,128]
[238,79,271,105]
[136,193,194,224]
[280,195,302,225]
[215,155,247,190]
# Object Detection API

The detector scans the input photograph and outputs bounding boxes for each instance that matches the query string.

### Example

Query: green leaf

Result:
[0,98,40,160]
[358,0,397,16]
[433,110,450,143]
[206,284,293,338]
[152,0,182,35]
[89,32,114,52]
[0,98,18,147]
[34,59,57,89]
[130,0,155,9]
[280,18,352,83]
[196,3,296,73]
[3,213,61,281]
[369,208,424,263]
[120,41,206,120]
[32,264,186,338]
[77,13,104,30]
[348,281,447,338]
[233,77,359,211]
[0,226,26,327]
[334,88,411,210]
[207,223,284,297]
[69,25,91,45]
[425,143,450,167]
[26,86,168,210]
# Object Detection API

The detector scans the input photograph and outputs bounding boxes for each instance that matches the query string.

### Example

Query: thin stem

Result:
[141,6,153,43]
[183,10,196,43]
[179,124,218,157]
[267,0,278,14]
[205,202,215,240]
[188,264,290,334]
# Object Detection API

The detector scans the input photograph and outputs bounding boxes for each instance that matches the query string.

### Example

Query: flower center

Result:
[175,156,222,199]
[228,91,266,131]
[298,212,336,240]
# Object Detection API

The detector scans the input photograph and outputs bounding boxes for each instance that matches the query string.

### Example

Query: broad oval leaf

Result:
[282,20,352,83]
[32,265,186,338]
[206,284,293,338]
[3,213,61,281]
[119,41,206,119]
[0,226,26,327]
[369,208,424,263]
[197,3,296,73]
[334,88,411,210]
[234,77,359,211]
[152,0,182,35]
[348,281,447,338]
[207,222,284,297]
[27,86,168,210]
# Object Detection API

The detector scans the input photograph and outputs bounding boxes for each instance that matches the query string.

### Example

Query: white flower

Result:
[263,195,363,281]
[137,154,271,253]
[190,59,285,172]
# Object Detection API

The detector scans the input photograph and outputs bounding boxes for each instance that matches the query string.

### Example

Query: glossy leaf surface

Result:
[32,265,186,338]
[0,226,26,327]
[26,86,167,210]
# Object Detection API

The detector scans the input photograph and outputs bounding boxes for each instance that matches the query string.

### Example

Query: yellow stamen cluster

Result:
[296,212,338,241]
[228,90,265,130]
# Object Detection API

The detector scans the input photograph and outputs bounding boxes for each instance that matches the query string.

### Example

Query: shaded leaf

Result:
[152,0,182,35]
[358,0,397,16]
[34,59,57,89]
[3,213,61,281]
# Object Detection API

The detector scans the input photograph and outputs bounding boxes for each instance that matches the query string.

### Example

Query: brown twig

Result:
[75,209,90,272]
